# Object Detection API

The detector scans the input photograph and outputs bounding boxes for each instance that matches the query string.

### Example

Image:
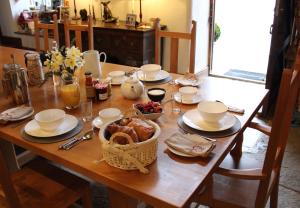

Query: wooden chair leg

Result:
[230,134,243,159]
[270,176,279,208]
[81,187,93,208]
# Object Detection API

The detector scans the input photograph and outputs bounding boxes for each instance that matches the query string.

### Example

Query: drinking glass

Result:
[60,77,80,109]
[81,100,93,122]
[169,79,181,113]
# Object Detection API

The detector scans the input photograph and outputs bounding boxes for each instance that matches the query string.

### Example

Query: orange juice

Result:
[60,84,80,108]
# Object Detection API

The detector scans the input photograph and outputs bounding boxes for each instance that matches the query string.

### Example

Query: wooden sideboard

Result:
[58,20,164,67]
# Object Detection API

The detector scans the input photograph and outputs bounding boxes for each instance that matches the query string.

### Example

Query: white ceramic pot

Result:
[121,77,144,100]
[83,50,106,79]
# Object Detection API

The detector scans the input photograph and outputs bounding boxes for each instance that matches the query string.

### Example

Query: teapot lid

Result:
[3,64,21,72]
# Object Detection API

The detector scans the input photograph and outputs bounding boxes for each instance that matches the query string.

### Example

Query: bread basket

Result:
[99,119,161,174]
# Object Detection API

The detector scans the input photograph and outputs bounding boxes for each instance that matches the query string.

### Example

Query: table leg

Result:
[108,188,139,208]
[0,139,19,172]
[230,133,243,159]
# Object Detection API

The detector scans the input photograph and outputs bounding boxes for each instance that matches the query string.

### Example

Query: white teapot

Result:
[121,77,144,100]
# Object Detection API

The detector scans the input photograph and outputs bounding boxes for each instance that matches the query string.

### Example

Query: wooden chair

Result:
[154,18,196,74]
[34,14,59,52]
[195,63,300,207]
[63,15,94,51]
[0,147,93,208]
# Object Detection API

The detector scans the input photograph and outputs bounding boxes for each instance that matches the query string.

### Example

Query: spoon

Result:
[59,130,93,150]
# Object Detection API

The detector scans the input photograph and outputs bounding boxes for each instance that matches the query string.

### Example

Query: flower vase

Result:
[60,77,80,109]
[74,67,87,101]
[53,74,61,86]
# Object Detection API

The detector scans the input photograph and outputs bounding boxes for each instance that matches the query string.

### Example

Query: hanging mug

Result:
[83,50,107,80]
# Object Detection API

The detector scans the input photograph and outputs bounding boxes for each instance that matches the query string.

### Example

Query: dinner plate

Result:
[167,146,195,157]
[136,70,170,82]
[24,114,78,137]
[173,92,202,104]
[175,77,202,87]
[182,109,237,132]
[1,107,34,121]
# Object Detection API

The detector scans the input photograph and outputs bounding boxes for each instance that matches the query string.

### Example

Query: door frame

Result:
[208,0,216,74]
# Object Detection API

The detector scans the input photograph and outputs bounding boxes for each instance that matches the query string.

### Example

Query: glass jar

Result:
[25,53,44,86]
[95,82,108,101]
[60,76,80,109]
[85,71,95,100]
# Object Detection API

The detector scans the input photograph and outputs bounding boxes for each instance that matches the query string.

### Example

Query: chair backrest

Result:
[256,49,300,206]
[154,18,196,74]
[34,14,59,52]
[63,15,94,51]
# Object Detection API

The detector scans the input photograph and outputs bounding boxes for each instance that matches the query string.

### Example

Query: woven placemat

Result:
[177,115,241,138]
[21,120,84,144]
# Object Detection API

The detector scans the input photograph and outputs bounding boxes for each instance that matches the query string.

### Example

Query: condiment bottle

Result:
[101,77,112,96]
[85,71,95,100]
[95,82,108,101]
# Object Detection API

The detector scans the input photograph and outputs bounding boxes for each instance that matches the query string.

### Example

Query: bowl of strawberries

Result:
[133,101,163,120]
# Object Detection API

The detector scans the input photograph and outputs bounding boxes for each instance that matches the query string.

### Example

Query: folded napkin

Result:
[0,106,33,122]
[165,132,215,157]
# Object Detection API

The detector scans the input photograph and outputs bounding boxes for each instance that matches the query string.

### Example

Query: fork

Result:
[59,130,93,150]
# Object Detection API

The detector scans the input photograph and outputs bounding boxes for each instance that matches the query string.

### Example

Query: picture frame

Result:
[125,14,137,27]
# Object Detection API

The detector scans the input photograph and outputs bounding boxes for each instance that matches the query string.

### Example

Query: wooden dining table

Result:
[0,46,268,208]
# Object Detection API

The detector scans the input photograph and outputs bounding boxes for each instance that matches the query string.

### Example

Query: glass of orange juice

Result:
[60,77,80,109]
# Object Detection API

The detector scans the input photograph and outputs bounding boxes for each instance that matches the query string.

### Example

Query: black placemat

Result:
[142,76,172,85]
[21,120,84,144]
[177,115,241,138]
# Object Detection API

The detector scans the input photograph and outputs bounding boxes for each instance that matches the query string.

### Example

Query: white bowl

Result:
[197,101,228,123]
[108,71,125,84]
[141,64,161,80]
[34,109,66,131]
[179,86,198,101]
[99,108,122,124]
[133,104,163,120]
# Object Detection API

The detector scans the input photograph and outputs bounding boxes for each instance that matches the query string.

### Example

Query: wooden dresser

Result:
[58,20,162,67]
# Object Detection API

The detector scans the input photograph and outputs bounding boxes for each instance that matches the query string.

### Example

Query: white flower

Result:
[45,46,84,76]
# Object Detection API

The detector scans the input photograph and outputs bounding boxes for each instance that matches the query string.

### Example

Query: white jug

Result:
[83,50,107,79]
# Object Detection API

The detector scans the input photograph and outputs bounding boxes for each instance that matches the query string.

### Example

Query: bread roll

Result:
[107,123,139,144]
[127,118,155,142]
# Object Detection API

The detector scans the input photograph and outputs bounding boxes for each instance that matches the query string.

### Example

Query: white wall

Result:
[0,0,210,73]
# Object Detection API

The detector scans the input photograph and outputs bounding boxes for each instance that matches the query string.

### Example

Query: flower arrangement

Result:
[44,46,85,79]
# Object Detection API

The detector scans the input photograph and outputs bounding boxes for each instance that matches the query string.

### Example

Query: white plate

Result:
[24,114,78,137]
[174,92,202,104]
[136,70,170,81]
[175,77,202,87]
[92,115,123,129]
[0,107,34,121]
[167,146,195,157]
[182,109,237,132]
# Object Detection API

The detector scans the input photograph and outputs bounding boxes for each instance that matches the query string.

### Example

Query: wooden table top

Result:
[0,46,268,208]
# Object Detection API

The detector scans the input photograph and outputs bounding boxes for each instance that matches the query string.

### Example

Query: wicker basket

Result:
[99,120,161,174]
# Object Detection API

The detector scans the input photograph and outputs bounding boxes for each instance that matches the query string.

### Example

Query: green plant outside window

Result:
[214,23,221,42]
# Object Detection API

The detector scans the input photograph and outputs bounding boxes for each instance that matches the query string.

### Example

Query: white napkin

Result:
[0,106,33,121]
[165,132,215,157]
